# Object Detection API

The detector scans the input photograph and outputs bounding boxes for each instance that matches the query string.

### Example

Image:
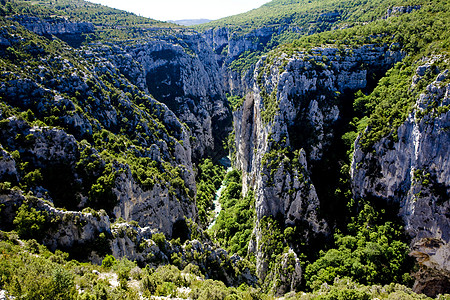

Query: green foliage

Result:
[304,201,412,291]
[4,0,180,43]
[227,94,245,111]
[156,281,177,296]
[13,203,47,240]
[230,50,262,74]
[0,240,76,299]
[256,63,280,124]
[22,168,43,188]
[287,278,435,299]
[152,232,167,250]
[141,265,186,298]
[357,58,449,149]
[210,170,255,257]
[259,216,286,269]
[190,279,230,300]
[195,159,225,226]
[101,254,117,268]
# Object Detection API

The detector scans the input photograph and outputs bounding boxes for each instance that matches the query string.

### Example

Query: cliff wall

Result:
[234,44,403,283]
[351,59,450,296]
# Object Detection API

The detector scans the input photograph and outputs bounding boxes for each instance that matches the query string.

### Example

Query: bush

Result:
[190,279,230,300]
[13,204,47,240]
[101,254,116,268]
[152,232,166,250]
[156,281,177,297]
[304,202,411,290]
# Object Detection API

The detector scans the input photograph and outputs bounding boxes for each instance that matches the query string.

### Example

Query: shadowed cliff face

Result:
[93,33,232,160]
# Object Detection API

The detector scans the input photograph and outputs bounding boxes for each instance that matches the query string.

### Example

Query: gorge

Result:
[0,0,449,298]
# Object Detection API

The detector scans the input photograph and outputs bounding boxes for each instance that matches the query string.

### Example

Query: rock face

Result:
[265,249,302,296]
[385,5,422,18]
[10,15,94,36]
[93,32,232,159]
[203,26,280,96]
[0,23,198,238]
[10,15,94,47]
[234,44,403,282]
[0,190,256,286]
[351,61,450,296]
[0,190,111,254]
[113,168,196,237]
[0,117,195,237]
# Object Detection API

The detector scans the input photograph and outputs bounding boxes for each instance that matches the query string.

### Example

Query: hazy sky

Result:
[87,0,272,21]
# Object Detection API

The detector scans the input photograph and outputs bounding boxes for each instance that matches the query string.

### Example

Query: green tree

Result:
[13,204,47,240]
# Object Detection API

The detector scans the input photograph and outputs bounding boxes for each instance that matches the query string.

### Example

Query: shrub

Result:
[190,279,230,300]
[156,281,176,297]
[13,204,47,240]
[101,254,116,268]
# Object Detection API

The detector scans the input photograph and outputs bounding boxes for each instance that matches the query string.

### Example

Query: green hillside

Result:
[196,0,424,35]
[1,0,181,43]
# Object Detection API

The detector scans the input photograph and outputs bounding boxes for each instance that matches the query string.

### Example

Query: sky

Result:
[87,0,272,21]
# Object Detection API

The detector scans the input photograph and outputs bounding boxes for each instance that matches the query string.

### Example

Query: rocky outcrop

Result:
[0,22,198,237]
[265,249,302,297]
[113,168,196,238]
[351,61,450,296]
[0,189,256,286]
[203,26,279,95]
[10,15,94,36]
[385,5,422,18]
[0,118,195,237]
[10,15,94,47]
[0,146,18,183]
[0,190,111,253]
[234,44,403,284]
[204,26,275,63]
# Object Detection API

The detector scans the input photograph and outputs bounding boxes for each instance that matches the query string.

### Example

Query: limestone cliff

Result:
[351,59,450,296]
[0,190,256,286]
[235,44,403,281]
[10,15,94,47]
[92,31,232,159]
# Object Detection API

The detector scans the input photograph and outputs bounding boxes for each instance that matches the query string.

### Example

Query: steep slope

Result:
[0,0,256,287]
[0,16,196,236]
[6,0,231,159]
[351,56,450,297]
[234,43,402,292]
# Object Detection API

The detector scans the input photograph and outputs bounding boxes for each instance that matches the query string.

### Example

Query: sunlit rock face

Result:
[234,44,403,285]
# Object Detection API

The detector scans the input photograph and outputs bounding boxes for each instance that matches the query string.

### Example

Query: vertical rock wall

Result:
[234,45,402,281]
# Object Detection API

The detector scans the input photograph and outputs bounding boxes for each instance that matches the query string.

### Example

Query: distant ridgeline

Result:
[0,0,449,299]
